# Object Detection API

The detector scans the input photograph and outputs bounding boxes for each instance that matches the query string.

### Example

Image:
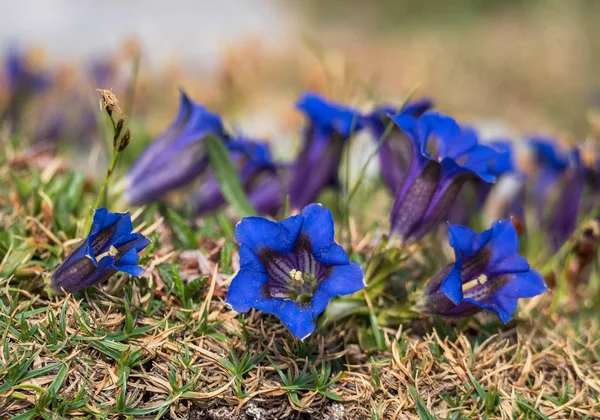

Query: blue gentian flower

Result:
[365,98,434,191]
[529,138,584,250]
[50,209,150,294]
[226,203,365,339]
[126,89,228,205]
[192,138,277,215]
[389,112,501,241]
[422,220,547,322]
[286,93,364,209]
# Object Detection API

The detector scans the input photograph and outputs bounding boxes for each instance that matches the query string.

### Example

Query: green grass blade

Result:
[205,134,256,216]
[409,386,435,420]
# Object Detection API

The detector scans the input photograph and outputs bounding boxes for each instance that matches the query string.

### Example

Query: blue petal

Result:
[255,299,315,340]
[235,215,303,255]
[311,263,365,317]
[487,254,530,277]
[488,141,514,176]
[448,225,477,256]
[439,264,464,305]
[113,233,151,254]
[296,92,364,137]
[418,112,462,160]
[528,137,570,171]
[116,248,140,267]
[119,263,145,277]
[445,126,478,159]
[498,270,547,299]
[485,219,521,266]
[225,245,269,313]
[462,297,515,323]
[401,98,434,117]
[300,204,349,265]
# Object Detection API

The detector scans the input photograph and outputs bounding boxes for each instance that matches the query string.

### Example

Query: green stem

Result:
[84,113,123,233]
[94,148,120,211]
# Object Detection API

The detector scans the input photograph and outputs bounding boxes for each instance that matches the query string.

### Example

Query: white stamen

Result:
[462,274,488,292]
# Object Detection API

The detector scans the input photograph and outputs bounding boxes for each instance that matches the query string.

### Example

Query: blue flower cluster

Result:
[50,86,597,339]
[121,90,563,337]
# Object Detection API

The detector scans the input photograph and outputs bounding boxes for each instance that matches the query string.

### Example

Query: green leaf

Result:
[185,276,208,300]
[325,391,343,401]
[409,386,435,420]
[205,134,256,216]
[516,397,550,420]
[165,208,196,248]
[172,265,186,305]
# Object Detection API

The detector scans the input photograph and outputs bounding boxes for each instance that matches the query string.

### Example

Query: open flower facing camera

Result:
[226,203,365,339]
[50,209,150,294]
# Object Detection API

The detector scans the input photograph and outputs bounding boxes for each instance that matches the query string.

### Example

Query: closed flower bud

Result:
[126,89,228,205]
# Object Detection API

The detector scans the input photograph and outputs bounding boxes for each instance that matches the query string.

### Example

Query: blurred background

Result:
[2,0,600,154]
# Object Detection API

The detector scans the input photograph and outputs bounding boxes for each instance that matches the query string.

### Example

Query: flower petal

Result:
[498,270,548,299]
[439,264,464,305]
[255,299,316,340]
[311,263,365,317]
[300,203,349,265]
[235,214,303,255]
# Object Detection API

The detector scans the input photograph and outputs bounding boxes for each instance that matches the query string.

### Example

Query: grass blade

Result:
[205,134,256,216]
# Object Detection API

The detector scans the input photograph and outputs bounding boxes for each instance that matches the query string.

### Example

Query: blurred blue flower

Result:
[529,138,584,250]
[286,93,364,209]
[422,219,547,322]
[192,137,277,215]
[4,48,51,94]
[226,203,365,339]
[51,208,150,294]
[365,98,434,191]
[127,89,228,205]
[388,112,501,241]
[246,172,286,216]
[1,48,51,132]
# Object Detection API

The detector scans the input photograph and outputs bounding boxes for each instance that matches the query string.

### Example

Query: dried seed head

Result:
[96,89,122,117]
[119,128,132,151]
[113,118,125,148]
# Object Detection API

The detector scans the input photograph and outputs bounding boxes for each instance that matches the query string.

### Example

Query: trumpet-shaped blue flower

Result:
[389,112,501,241]
[50,209,150,294]
[286,93,364,209]
[422,220,547,322]
[192,138,277,215]
[127,89,228,205]
[365,98,434,191]
[226,203,365,339]
[529,138,584,250]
